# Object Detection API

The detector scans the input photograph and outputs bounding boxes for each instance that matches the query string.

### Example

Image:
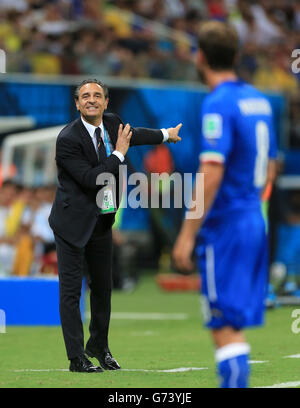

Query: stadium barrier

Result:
[0,276,85,326]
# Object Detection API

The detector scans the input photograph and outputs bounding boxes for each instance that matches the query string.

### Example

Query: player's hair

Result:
[198,21,239,71]
[74,79,109,100]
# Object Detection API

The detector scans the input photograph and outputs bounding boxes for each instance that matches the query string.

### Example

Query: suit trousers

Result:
[54,219,113,360]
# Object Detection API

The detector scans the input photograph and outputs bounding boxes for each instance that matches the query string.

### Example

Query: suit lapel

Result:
[76,118,99,164]
[76,115,118,164]
[103,114,117,148]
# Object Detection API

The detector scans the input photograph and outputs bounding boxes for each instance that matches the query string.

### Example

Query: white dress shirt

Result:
[81,117,169,163]
[81,117,125,162]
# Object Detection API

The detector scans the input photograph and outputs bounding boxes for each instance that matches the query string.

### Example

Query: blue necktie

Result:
[95,127,107,162]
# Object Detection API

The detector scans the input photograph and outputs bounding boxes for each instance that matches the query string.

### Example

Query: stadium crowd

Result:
[0,0,299,94]
[0,180,57,276]
[1,0,299,146]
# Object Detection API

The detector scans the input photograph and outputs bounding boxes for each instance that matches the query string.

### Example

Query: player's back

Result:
[200,80,276,223]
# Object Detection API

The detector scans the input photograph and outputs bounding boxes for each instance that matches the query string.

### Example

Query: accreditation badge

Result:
[100,184,117,214]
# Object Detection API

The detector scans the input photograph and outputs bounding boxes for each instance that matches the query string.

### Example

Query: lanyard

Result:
[103,127,111,157]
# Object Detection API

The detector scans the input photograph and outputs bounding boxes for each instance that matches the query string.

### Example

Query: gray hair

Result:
[74,79,109,100]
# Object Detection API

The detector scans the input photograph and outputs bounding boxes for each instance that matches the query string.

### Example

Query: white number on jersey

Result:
[254,120,269,188]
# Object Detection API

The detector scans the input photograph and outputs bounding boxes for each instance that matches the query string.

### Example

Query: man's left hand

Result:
[172,232,195,272]
[167,123,182,144]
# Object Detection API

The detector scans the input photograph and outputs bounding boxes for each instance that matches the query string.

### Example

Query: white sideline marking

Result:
[131,331,158,336]
[13,369,68,372]
[256,381,300,388]
[122,367,208,373]
[249,360,269,364]
[111,312,189,320]
[12,367,207,373]
[85,312,188,320]
[11,368,300,388]
[284,354,300,358]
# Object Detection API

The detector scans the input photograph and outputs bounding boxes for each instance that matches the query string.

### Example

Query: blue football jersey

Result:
[199,80,277,222]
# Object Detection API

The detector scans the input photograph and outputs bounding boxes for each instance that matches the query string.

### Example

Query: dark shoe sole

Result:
[69,367,103,373]
[85,349,121,370]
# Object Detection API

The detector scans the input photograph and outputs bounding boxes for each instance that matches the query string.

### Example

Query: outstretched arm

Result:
[129,122,182,145]
[113,113,182,146]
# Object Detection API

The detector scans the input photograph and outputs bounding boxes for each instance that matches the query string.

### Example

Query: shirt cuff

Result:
[161,128,169,142]
[112,150,125,162]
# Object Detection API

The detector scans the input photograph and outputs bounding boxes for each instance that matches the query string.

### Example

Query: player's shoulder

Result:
[205,80,271,115]
[206,80,266,100]
[235,82,273,116]
[202,81,238,113]
[237,81,268,99]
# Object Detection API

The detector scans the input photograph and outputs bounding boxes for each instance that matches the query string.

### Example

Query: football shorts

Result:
[195,210,268,330]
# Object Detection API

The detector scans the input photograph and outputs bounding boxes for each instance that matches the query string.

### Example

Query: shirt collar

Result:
[81,116,104,139]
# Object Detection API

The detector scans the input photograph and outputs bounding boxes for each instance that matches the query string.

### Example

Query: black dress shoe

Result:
[69,354,103,373]
[85,348,121,370]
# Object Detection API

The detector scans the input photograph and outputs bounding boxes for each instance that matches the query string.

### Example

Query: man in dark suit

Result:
[48,79,182,373]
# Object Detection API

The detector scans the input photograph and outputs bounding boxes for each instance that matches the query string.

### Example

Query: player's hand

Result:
[115,123,132,156]
[172,233,195,272]
[167,123,182,144]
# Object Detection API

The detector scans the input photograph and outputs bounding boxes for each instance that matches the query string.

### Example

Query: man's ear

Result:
[233,52,239,67]
[75,99,80,111]
[196,49,206,68]
[104,98,109,110]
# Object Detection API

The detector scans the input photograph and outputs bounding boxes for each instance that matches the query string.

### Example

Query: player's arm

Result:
[261,159,277,201]
[172,161,224,271]
[173,101,231,271]
[261,114,277,201]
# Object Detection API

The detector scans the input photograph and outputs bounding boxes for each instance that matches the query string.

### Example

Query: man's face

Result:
[75,83,108,122]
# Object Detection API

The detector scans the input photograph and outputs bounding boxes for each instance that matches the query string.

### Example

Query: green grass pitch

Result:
[1,273,300,388]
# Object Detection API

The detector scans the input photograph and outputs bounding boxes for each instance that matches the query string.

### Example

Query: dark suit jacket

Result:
[49,113,163,248]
